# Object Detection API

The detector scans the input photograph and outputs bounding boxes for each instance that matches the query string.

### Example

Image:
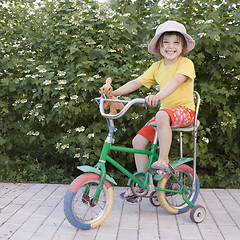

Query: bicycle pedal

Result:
[148,168,165,175]
[148,168,158,175]
[126,197,142,203]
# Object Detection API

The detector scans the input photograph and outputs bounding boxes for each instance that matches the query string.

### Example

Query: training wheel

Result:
[149,191,161,207]
[190,205,206,223]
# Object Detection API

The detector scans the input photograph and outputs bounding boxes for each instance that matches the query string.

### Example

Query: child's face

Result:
[159,34,184,65]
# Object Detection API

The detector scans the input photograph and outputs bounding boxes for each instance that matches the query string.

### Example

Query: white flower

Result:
[93,74,101,79]
[53,102,60,108]
[14,99,21,104]
[29,110,34,115]
[202,137,209,144]
[88,77,94,82]
[85,26,93,30]
[75,126,85,132]
[206,20,214,24]
[59,95,66,100]
[132,29,138,35]
[39,68,47,73]
[20,99,27,103]
[196,20,204,24]
[70,95,78,100]
[27,131,39,136]
[109,49,116,53]
[57,71,66,76]
[61,144,69,149]
[86,41,96,45]
[35,104,42,108]
[58,80,67,85]
[198,33,207,38]
[39,115,45,121]
[214,35,220,41]
[55,86,64,90]
[87,133,94,138]
[33,131,39,136]
[77,73,86,77]
[83,153,90,159]
[43,80,51,85]
[74,153,80,158]
[56,142,62,149]
[60,31,67,35]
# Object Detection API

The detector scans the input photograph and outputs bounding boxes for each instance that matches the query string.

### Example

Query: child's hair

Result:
[157,31,187,56]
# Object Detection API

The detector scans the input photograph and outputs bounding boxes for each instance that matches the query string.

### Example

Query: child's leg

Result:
[120,128,151,201]
[155,110,172,164]
[132,134,150,172]
[151,106,195,171]
[151,111,172,173]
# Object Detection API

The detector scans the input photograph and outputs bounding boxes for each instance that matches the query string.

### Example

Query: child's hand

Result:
[145,94,160,107]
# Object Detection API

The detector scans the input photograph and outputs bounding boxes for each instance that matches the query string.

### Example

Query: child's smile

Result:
[159,34,183,66]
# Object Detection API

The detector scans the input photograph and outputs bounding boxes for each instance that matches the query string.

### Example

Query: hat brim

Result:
[148,30,195,56]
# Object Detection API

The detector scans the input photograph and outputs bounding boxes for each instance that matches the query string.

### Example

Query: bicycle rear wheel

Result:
[158,164,199,214]
[64,173,113,229]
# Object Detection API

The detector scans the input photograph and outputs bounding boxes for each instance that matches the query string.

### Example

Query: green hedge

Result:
[0,0,239,187]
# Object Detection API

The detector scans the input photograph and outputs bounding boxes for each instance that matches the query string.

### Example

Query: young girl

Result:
[113,20,196,201]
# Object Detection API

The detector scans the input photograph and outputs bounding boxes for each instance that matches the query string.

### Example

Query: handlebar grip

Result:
[144,100,161,108]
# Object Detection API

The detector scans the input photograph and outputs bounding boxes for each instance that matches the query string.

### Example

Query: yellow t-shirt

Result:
[138,56,196,111]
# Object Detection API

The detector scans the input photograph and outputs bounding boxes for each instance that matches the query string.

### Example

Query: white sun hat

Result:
[148,20,195,56]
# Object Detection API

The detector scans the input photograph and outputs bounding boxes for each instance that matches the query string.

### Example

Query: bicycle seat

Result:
[148,120,200,132]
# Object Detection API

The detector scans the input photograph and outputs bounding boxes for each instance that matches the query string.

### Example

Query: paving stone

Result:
[227,189,240,205]
[178,224,203,239]
[159,229,181,240]
[10,230,34,240]
[220,225,240,240]
[199,228,224,240]
[139,222,159,240]
[30,225,59,240]
[117,229,138,240]
[12,184,46,205]
[97,222,119,238]
[0,183,21,197]
[2,183,32,200]
[0,182,239,240]
[0,222,21,239]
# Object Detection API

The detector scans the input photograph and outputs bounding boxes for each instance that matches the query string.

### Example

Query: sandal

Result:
[120,188,137,200]
[151,160,170,174]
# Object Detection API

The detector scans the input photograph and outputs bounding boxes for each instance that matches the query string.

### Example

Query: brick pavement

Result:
[0,182,240,240]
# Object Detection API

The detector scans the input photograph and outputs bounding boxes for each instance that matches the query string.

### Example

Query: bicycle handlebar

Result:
[95,95,160,120]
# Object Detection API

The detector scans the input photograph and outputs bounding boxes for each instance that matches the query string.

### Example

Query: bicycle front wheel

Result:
[158,164,199,214]
[64,173,114,229]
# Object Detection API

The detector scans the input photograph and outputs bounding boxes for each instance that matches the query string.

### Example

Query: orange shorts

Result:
[137,106,195,143]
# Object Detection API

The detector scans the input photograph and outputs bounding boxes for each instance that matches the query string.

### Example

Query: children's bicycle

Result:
[64,92,206,230]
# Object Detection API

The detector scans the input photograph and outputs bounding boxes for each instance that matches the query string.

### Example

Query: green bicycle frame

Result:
[91,134,192,203]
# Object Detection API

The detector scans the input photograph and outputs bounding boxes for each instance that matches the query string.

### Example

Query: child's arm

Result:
[113,79,143,97]
[146,74,188,107]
